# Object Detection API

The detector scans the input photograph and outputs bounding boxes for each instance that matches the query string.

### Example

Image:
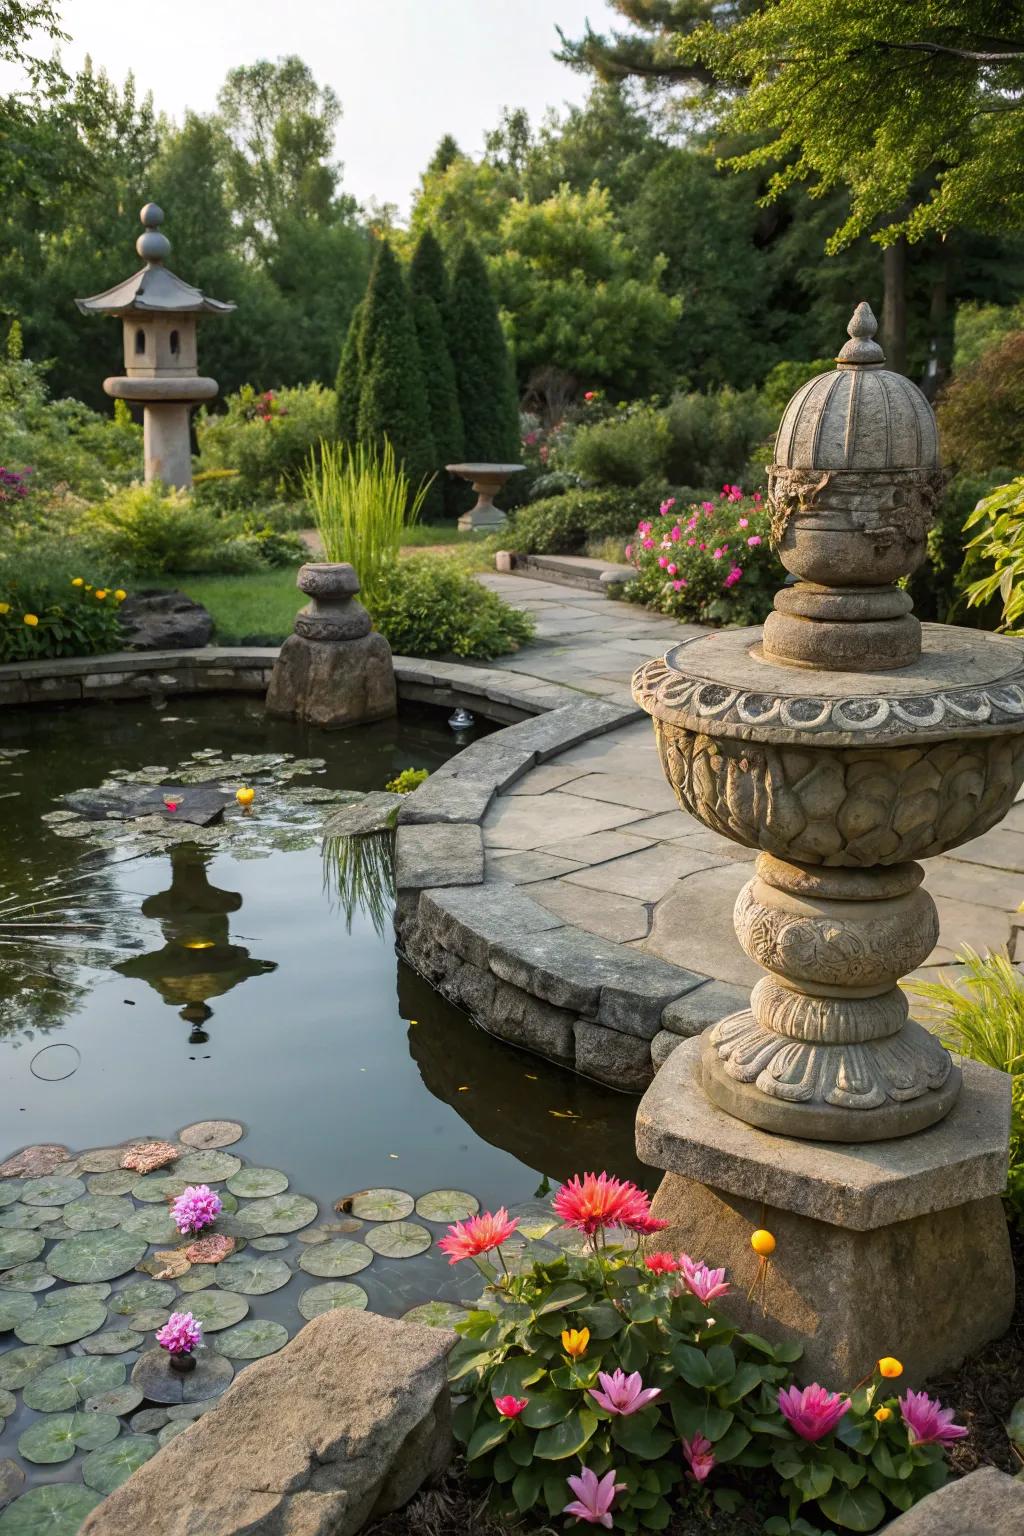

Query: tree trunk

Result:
[923,250,951,400]
[881,240,907,375]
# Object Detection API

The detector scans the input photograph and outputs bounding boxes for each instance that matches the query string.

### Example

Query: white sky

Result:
[4,0,621,216]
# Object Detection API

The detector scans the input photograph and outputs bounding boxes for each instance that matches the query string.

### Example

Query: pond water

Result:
[0,695,646,1525]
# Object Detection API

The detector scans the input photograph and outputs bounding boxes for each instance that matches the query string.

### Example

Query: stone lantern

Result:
[630,303,1019,1384]
[77,203,234,488]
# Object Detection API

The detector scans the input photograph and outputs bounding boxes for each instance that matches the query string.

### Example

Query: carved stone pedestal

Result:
[266,562,396,728]
[638,1038,1014,1389]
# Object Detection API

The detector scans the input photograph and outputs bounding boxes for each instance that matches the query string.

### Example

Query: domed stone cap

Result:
[774,303,939,472]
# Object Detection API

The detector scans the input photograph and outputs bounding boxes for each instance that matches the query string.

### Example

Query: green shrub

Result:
[512,486,669,555]
[448,241,520,463]
[662,388,775,489]
[908,469,1012,622]
[953,300,1024,371]
[355,241,436,488]
[570,405,669,487]
[937,331,1024,473]
[195,382,338,500]
[960,475,1024,632]
[0,543,128,661]
[385,767,429,794]
[370,555,534,659]
[79,483,302,576]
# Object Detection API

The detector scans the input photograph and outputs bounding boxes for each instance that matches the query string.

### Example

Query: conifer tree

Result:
[447,241,519,464]
[410,231,463,515]
[355,241,435,489]
[335,299,364,443]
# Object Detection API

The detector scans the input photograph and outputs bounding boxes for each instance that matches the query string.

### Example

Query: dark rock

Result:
[64,783,230,825]
[119,589,214,651]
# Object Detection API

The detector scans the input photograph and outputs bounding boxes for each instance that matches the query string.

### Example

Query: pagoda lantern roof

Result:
[76,203,235,318]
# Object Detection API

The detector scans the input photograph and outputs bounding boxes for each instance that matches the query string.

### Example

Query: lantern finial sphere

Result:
[837,300,885,365]
[136,202,171,264]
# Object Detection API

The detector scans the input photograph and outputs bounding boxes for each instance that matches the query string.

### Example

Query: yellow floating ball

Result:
[236,785,256,806]
[750,1229,776,1256]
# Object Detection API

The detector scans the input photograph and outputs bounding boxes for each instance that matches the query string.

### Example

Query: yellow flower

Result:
[23,613,38,627]
[874,1407,892,1423]
[0,603,9,615]
[95,589,107,600]
[561,1327,590,1359]
[235,785,255,806]
[878,1357,903,1379]
[71,577,84,587]
[750,1229,776,1256]
[114,589,127,601]
[84,584,92,592]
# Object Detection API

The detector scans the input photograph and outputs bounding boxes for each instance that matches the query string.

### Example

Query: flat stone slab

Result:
[64,783,230,825]
[419,884,563,970]
[395,823,484,891]
[661,978,750,1036]
[397,775,496,826]
[881,1468,1024,1533]
[637,1035,1011,1230]
[323,791,402,837]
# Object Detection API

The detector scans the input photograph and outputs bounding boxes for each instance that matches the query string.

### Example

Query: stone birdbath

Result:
[446,463,524,531]
[629,303,1020,1385]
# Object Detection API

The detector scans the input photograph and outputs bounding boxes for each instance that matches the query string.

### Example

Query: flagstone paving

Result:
[474,573,1024,998]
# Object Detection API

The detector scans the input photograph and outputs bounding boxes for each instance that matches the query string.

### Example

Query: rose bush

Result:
[445,1172,960,1532]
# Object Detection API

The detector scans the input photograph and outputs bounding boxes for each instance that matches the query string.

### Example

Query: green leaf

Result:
[490,1356,546,1399]
[466,1416,511,1461]
[611,1408,675,1459]
[576,1301,622,1339]
[772,1339,804,1364]
[521,1387,576,1429]
[795,1459,834,1500]
[534,1281,590,1317]
[533,1407,599,1460]
[672,1343,712,1388]
[619,1324,649,1373]
[1008,1397,1024,1448]
[705,1343,736,1387]
[512,1465,543,1513]
[818,1483,887,1531]
[713,1422,752,1462]
[719,1360,764,1403]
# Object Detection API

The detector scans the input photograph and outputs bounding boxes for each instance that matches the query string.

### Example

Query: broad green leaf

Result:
[466,1416,511,1461]
[512,1465,543,1513]
[818,1483,887,1532]
[719,1361,764,1404]
[533,1282,589,1317]
[490,1356,546,1399]
[672,1343,712,1388]
[521,1388,577,1429]
[533,1407,599,1461]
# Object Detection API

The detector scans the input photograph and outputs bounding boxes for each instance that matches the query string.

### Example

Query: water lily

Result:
[681,1256,730,1305]
[682,1431,716,1482]
[438,1208,518,1264]
[553,1172,666,1237]
[589,1368,661,1416]
[563,1467,626,1528]
[494,1395,528,1418]
[171,1183,222,1236]
[778,1383,851,1441]
[899,1389,968,1446]
[562,1327,590,1358]
[878,1356,903,1379]
[156,1311,202,1355]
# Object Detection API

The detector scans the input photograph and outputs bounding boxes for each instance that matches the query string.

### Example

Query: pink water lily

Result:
[682,1431,716,1482]
[171,1184,222,1236]
[563,1467,626,1528]
[589,1367,661,1416]
[899,1389,968,1446]
[681,1256,730,1305]
[778,1383,851,1441]
[494,1395,528,1419]
[155,1311,202,1355]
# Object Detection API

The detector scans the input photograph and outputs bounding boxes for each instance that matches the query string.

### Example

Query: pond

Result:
[0,695,645,1526]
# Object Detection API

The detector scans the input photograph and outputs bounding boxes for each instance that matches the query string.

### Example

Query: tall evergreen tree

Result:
[335,299,364,442]
[356,241,435,488]
[447,241,519,464]
[410,231,463,515]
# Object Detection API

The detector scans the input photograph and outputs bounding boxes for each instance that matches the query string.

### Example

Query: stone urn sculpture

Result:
[447,463,524,531]
[266,563,397,728]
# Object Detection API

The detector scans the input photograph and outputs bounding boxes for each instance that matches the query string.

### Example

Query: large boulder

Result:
[80,1310,456,1536]
[882,1467,1024,1532]
[119,589,214,650]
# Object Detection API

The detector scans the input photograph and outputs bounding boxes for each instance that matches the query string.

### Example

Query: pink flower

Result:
[686,538,696,547]
[701,501,714,513]
[659,498,676,516]
[553,1172,648,1236]
[713,547,725,560]
[494,1395,528,1419]
[584,391,597,402]
[642,538,654,550]
[563,1467,626,1528]
[156,1311,202,1355]
[738,517,749,528]
[666,563,677,575]
[171,1184,222,1236]
[687,516,698,530]
[644,1251,680,1274]
[747,535,762,547]
[753,492,762,503]
[658,556,668,568]
[670,526,681,540]
[723,565,743,588]
[682,1431,716,1483]
[438,1208,519,1264]
[778,1383,851,1441]
[672,579,687,591]
[589,1368,661,1416]
[637,521,652,533]
[699,542,706,551]
[624,544,633,559]
[899,1390,968,1447]
[681,1256,730,1304]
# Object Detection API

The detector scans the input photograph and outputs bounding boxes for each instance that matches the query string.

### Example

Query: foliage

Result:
[0,546,126,662]
[351,241,435,489]
[78,482,300,576]
[908,469,1011,624]
[449,1179,952,1531]
[195,382,336,500]
[571,405,669,487]
[953,301,1024,371]
[622,489,782,627]
[303,439,429,613]
[410,231,464,516]
[568,388,773,492]
[370,556,534,660]
[909,949,1024,1223]
[512,487,670,556]
[447,242,520,464]
[961,478,1024,632]
[335,300,364,443]
[936,332,1024,474]
[385,768,429,795]
[760,360,834,417]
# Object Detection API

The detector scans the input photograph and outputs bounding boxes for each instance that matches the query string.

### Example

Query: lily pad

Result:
[298,1282,368,1320]
[242,1194,317,1235]
[213,1254,291,1296]
[0,1391,14,1421]
[297,1239,372,1278]
[185,1290,249,1332]
[0,1293,36,1332]
[0,1264,51,1295]
[83,1385,144,1416]
[173,1151,241,1184]
[63,1195,133,1232]
[125,1309,172,1332]
[15,1291,107,1346]
[86,1170,137,1196]
[130,1408,169,1433]
[210,1209,264,1240]
[121,1207,179,1244]
[0,1234,43,1269]
[110,1281,176,1316]
[225,1167,288,1199]
[20,1177,85,1207]
[158,1419,190,1447]
[176,1271,216,1294]
[17,1410,120,1464]
[0,1347,60,1390]
[47,1230,148,1283]
[131,1347,233,1404]
[178,1120,243,1149]
[76,1147,128,1173]
[0,1184,23,1210]
[82,1435,158,1495]
[0,1460,22,1512]
[0,1484,102,1535]
[346,1188,414,1222]
[402,1300,470,1329]
[23,1356,125,1412]
[248,1236,289,1252]
[365,1222,431,1259]
[0,1208,47,1232]
[213,1319,289,1360]
[81,1327,145,1355]
[415,1190,480,1223]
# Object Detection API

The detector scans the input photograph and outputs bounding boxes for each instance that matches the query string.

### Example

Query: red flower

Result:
[644,1252,680,1274]
[495,1395,528,1419]
[553,1172,663,1237]
[438,1207,519,1264]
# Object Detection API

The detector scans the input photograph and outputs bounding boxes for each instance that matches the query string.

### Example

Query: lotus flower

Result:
[494,1395,528,1419]
[681,1256,730,1305]
[437,1207,518,1264]
[589,1368,661,1417]
[778,1383,851,1441]
[899,1389,968,1446]
[682,1431,716,1482]
[644,1251,680,1274]
[155,1311,202,1355]
[563,1467,626,1528]
[171,1184,222,1236]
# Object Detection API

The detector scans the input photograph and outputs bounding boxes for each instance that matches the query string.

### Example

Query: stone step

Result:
[509,553,633,593]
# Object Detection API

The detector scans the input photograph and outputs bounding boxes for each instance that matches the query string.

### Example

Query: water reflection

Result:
[116,845,276,1041]
[322,831,394,938]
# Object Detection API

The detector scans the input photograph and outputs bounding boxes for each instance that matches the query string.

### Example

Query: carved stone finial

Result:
[837,301,885,365]
[136,203,171,264]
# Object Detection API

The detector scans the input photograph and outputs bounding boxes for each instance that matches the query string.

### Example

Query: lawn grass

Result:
[175,568,303,645]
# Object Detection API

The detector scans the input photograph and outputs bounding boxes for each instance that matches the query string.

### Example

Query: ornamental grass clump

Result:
[446,1171,959,1532]
[620,486,782,627]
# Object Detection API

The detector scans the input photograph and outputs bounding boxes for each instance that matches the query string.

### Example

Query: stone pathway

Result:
[475,572,1024,993]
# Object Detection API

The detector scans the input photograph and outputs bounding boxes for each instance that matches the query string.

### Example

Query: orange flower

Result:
[878,1357,903,1379]
[561,1327,590,1358]
[95,589,107,600]
[875,1407,892,1423]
